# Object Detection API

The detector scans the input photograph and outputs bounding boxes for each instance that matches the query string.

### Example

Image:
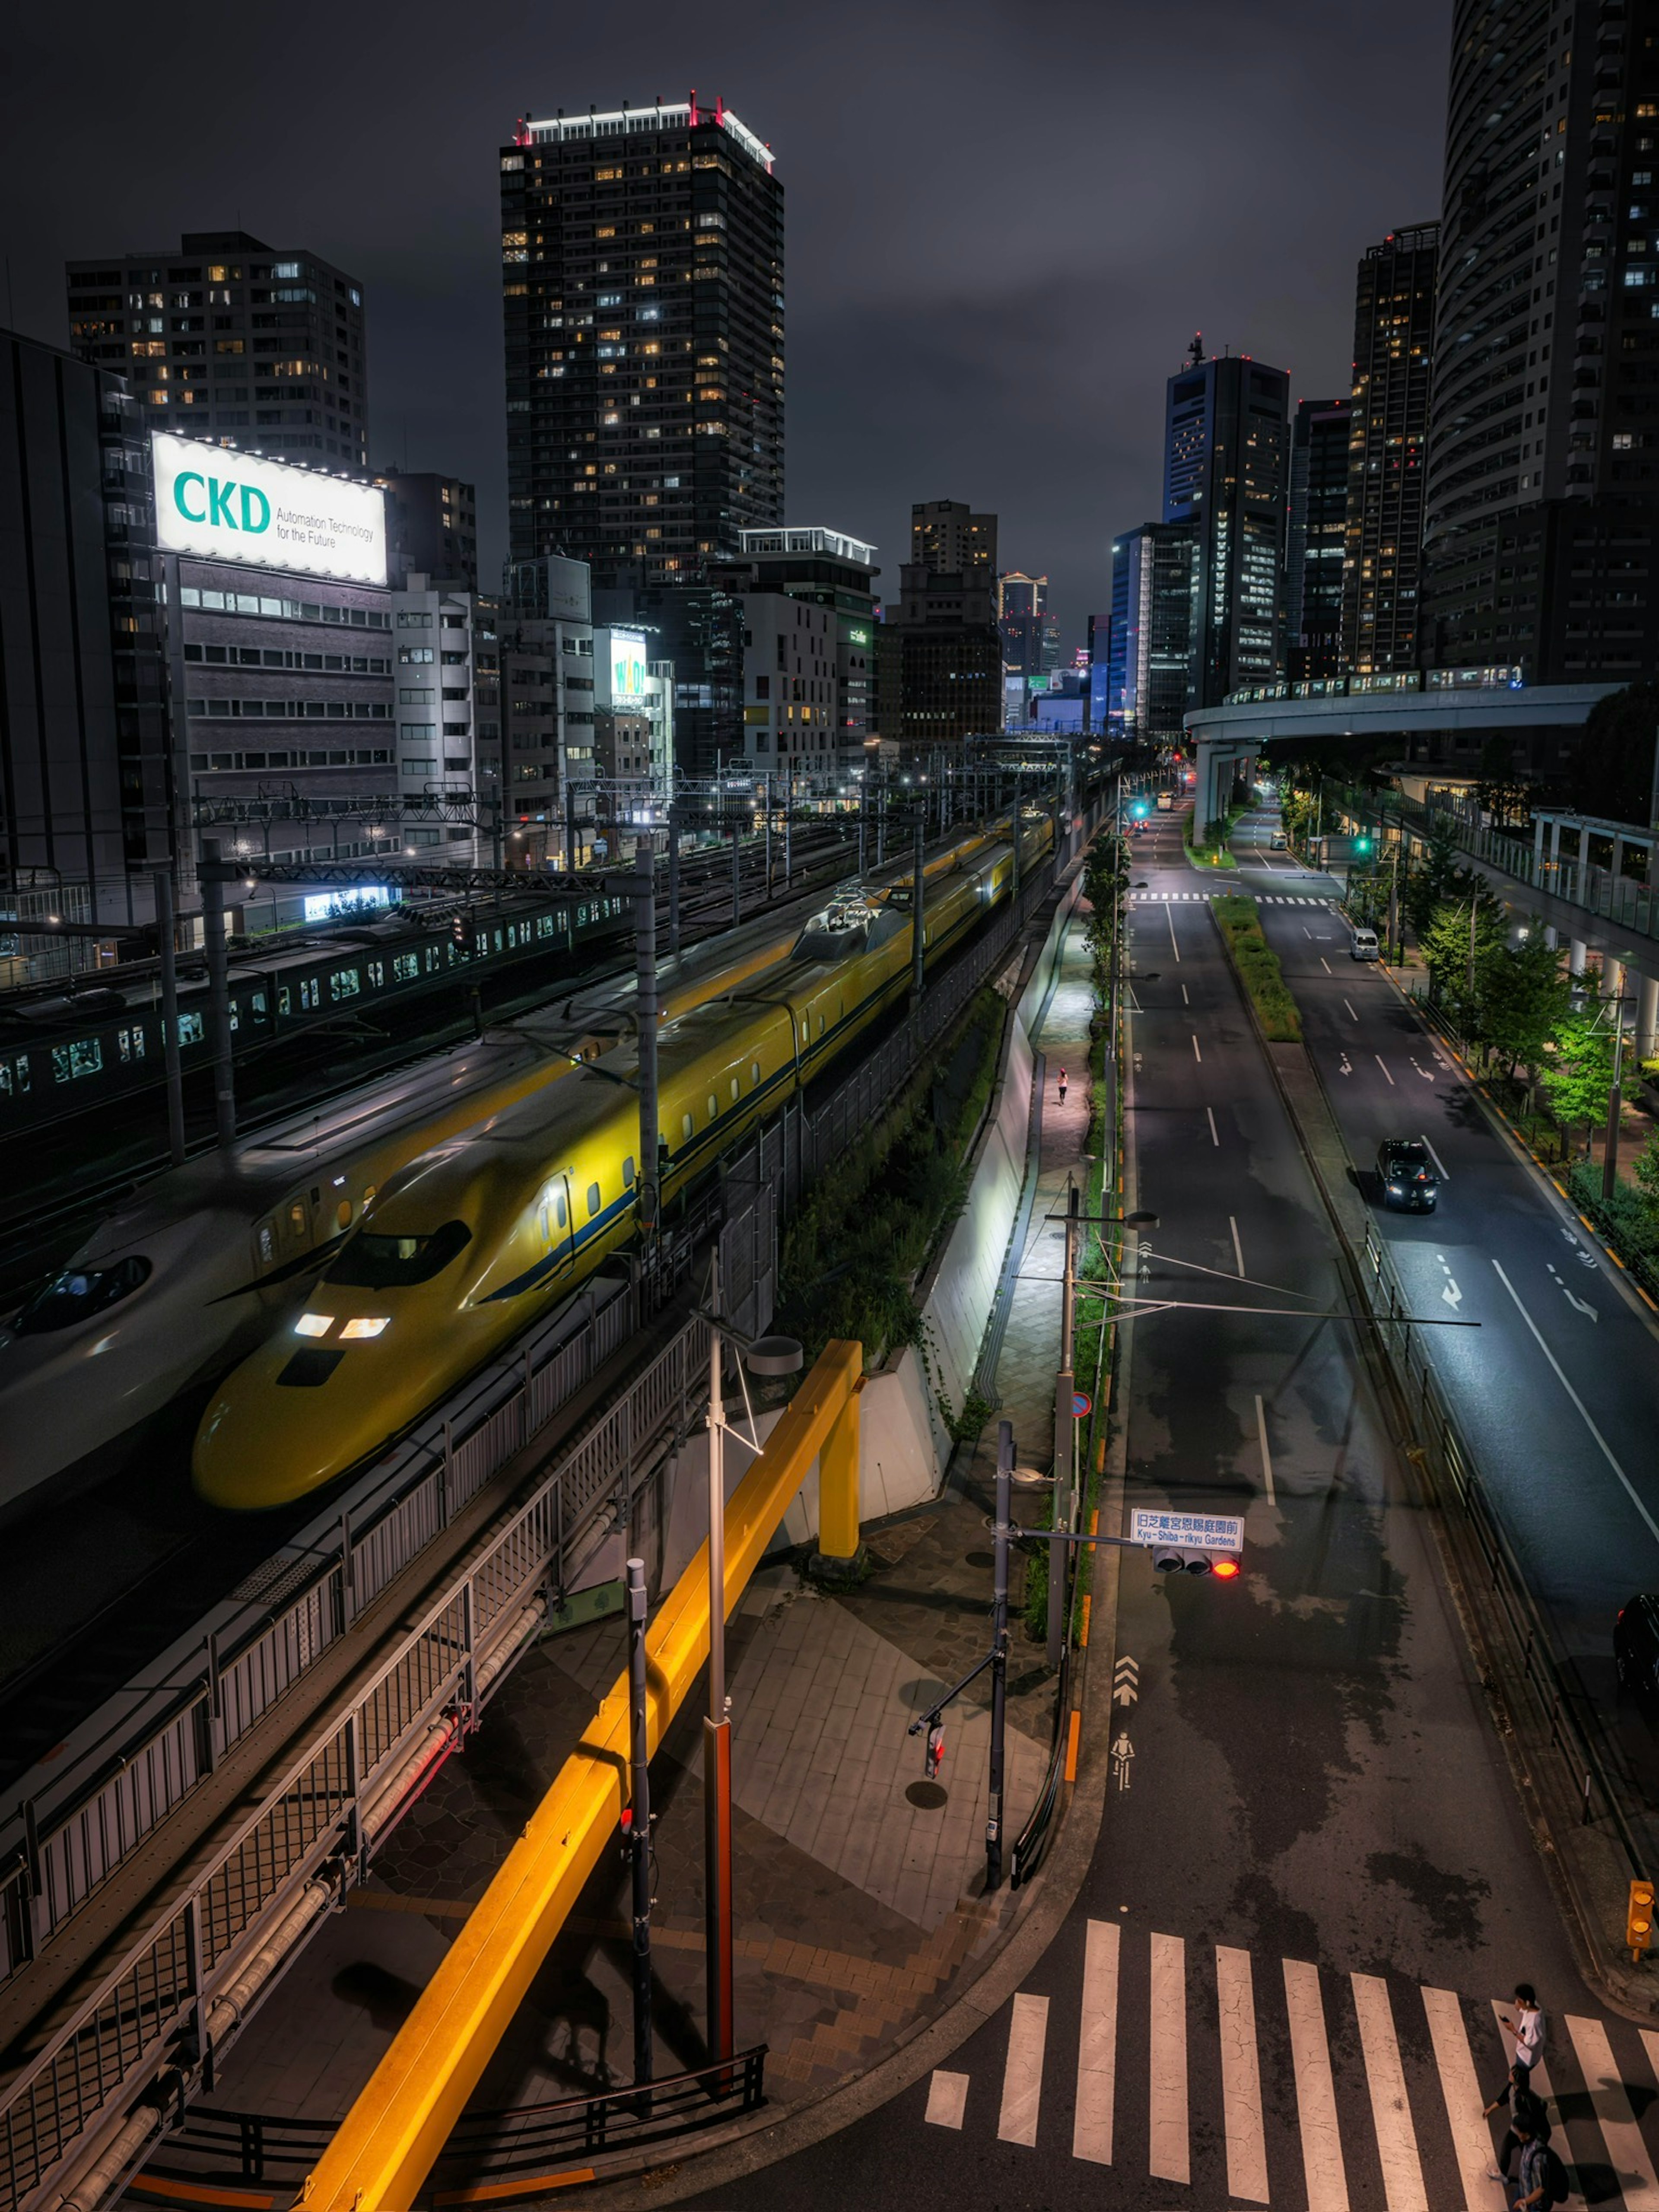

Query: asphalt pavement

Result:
[680,802,1643,2212]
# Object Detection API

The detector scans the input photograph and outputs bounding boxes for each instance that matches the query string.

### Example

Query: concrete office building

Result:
[1106,521,1199,743]
[912,499,996,580]
[1285,398,1352,682]
[881,535,1003,747]
[1343,225,1437,675]
[1422,5,1659,678]
[593,625,673,793]
[734,591,840,788]
[997,571,1060,727]
[386,576,487,866]
[487,558,598,867]
[1164,340,1290,704]
[733,525,877,772]
[382,471,479,591]
[67,231,369,469]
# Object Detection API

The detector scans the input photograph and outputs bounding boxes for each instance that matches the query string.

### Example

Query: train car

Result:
[193,823,1050,1509]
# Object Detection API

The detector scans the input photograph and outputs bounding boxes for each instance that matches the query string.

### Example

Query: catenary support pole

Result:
[731,809,741,928]
[987,1421,1012,1891]
[634,843,659,1249]
[667,813,681,958]
[154,868,186,1167]
[1605,1004,1628,1203]
[626,1557,654,2104]
[764,772,772,901]
[704,1254,734,2070]
[1048,1180,1079,1668]
[911,817,926,1005]
[200,838,235,1150]
[784,775,793,890]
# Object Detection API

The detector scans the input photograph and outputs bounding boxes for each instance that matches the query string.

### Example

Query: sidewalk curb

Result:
[1222,905,1659,2023]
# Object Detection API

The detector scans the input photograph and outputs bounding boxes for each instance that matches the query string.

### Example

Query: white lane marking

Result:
[1216,1946,1269,2204]
[1344,998,1359,1020]
[1192,1033,1202,1062]
[1442,1278,1463,1310]
[1420,1134,1451,1181]
[1421,1985,1493,2212]
[1255,1394,1276,1506]
[1073,1920,1119,2165]
[996,1990,1049,2145]
[1166,903,1181,963]
[1564,1284,1598,1321]
[1230,1215,1245,1278]
[1148,1932,1189,2183]
[1491,1259,1659,1545]
[1354,1974,1430,2212]
[1320,957,1332,975]
[1566,2013,1659,2207]
[925,2069,968,2128]
[1375,1055,1395,1085]
[1180,983,1189,1005]
[1207,1106,1220,1148]
[1283,1957,1350,2211]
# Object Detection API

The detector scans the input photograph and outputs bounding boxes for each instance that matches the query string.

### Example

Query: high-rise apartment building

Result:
[730,526,877,776]
[66,232,368,468]
[1342,226,1437,674]
[1163,342,1290,705]
[912,499,996,579]
[500,99,784,588]
[1106,522,1199,741]
[1422,6,1659,678]
[1285,398,1353,682]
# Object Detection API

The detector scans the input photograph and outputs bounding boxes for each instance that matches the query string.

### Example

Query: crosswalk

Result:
[925,1922,1659,2207]
[1129,891,1336,906]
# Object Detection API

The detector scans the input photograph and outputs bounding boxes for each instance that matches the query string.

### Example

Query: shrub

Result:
[1211,896,1303,1042]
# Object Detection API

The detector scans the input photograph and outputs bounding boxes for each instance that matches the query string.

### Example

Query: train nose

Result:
[193,1336,394,1510]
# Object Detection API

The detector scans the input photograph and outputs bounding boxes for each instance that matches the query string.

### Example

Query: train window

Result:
[251,991,267,1017]
[329,968,361,1002]
[707,1093,718,1122]
[288,1202,308,1239]
[228,1000,239,1034]
[256,1220,276,1265]
[537,916,554,940]
[586,1181,601,1218]
[335,1199,353,1232]
[623,1156,635,1188]
[51,1039,104,1083]
[799,1021,808,1048]
[817,1014,825,1037]
[0,1052,31,1096]
[426,948,441,973]
[178,1011,205,1045]
[14,1255,152,1335]
[278,985,292,1016]
[751,1061,760,1087]
[394,953,419,982]
[730,1076,740,1102]
[117,1027,147,1062]
[556,1189,567,1228]
[367,960,384,988]
[364,1185,377,1205]
[682,1111,694,1141]
[328,1219,472,1287]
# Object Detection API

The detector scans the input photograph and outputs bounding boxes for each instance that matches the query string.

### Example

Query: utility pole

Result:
[667,813,681,958]
[625,1557,654,2106]
[704,1255,734,2072]
[634,843,659,1250]
[1605,995,1629,1202]
[199,838,236,1150]
[764,771,773,901]
[784,771,793,890]
[911,817,926,1005]
[875,756,886,866]
[153,869,186,1168]
[731,808,741,928]
[987,1421,1012,1892]
[1048,1181,1079,1669]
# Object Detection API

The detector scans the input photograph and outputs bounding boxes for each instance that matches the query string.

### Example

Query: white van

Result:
[1156,790,1174,811]
[1350,926,1380,961]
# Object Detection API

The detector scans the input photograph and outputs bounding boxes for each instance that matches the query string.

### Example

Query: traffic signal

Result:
[1355,835,1373,855]
[1628,1877,1654,1960]
[1150,1545,1242,1579]
[925,1721,945,1779]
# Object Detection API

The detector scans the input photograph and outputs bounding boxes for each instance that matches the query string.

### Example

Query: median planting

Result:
[1211,896,1303,1042]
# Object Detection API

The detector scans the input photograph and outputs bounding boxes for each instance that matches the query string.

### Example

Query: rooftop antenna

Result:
[1185,331,1205,369]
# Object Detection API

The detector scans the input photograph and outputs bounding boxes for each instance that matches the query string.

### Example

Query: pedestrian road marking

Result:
[1421,1983,1494,2212]
[925,2069,968,2129]
[1284,1956,1350,2211]
[998,1991,1049,2145]
[1568,2013,1659,2208]
[1073,1920,1119,2165]
[1149,1932,1189,2182]
[1354,1974,1429,2212]
[1217,1946,1269,2204]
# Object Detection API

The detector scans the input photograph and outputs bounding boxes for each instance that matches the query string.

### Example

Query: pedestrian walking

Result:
[1499,1983,1547,2088]
[1057,1067,1068,1106]
[1485,2063,1550,2182]
[1505,2118,1549,2211]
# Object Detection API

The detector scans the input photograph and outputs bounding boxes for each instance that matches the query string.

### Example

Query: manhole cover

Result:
[906,1782,948,1810]
[965,1550,995,1570]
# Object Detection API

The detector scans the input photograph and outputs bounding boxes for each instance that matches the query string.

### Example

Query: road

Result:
[683,801,1655,2211]
[1221,806,1659,1789]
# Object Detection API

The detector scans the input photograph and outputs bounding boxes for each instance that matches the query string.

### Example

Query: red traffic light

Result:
[1211,1557,1242,1581]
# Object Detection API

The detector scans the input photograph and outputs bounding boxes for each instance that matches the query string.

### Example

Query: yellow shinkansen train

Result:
[193,818,1052,1509]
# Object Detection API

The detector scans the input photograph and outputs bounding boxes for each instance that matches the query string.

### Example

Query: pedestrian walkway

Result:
[925,1918,1659,2207]
[1129,891,1337,907]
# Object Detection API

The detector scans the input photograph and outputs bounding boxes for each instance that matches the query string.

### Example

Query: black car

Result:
[1376,1137,1439,1211]
[1616,1594,1659,1696]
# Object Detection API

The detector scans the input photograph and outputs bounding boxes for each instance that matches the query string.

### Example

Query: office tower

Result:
[493,558,598,864]
[729,526,878,781]
[500,99,784,585]
[1163,340,1290,705]
[881,540,1001,746]
[0,329,173,963]
[912,499,996,578]
[1341,226,1437,674]
[382,470,479,590]
[66,232,368,468]
[1423,6,1659,678]
[1284,398,1353,682]
[997,571,1059,725]
[1107,522,1199,742]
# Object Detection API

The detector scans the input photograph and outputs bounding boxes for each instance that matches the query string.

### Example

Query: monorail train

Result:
[193,819,1052,1509]
[0,830,1006,1522]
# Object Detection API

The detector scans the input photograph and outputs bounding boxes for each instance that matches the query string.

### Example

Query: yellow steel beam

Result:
[816,1376,862,1560]
[302,1337,864,2212]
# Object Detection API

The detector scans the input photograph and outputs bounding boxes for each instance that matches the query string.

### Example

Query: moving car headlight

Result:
[1388,1183,1403,1194]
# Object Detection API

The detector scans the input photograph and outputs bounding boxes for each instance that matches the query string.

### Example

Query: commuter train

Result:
[0,831,1008,1522]
[194,820,1051,1509]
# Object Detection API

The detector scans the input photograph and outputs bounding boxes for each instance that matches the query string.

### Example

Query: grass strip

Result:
[1212,894,1303,1043]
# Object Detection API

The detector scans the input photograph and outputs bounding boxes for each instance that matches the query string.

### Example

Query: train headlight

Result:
[340,1317,390,1340]
[294,1313,332,1338]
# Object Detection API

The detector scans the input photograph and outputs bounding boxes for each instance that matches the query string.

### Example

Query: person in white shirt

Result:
[1499,1982,1547,2087]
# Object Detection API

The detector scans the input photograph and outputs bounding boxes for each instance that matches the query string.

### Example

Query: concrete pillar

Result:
[1544,925,1559,950]
[1570,938,1588,976]
[1638,973,1659,1062]
[1606,958,1625,1007]
[1534,816,1547,871]
[1193,737,1218,841]
[817,1385,862,1561]
[1550,819,1563,869]
[1613,836,1627,886]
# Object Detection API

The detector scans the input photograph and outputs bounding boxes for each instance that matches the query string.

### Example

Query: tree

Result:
[1418,893,1506,1033]
[1563,680,1659,826]
[1536,1013,1637,1148]
[1478,936,1571,1083]
[1081,829,1128,962]
[1403,817,1481,939]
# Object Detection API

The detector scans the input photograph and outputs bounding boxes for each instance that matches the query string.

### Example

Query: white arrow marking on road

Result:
[1338,1054,1353,1076]
[1112,1656,1139,1706]
[1441,1279,1463,1309]
[1564,1287,1598,1320]
[1410,1057,1436,1082]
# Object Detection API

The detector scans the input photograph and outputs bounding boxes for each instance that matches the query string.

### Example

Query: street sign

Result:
[1072,1391,1092,1419]
[1130,1508,1246,1552]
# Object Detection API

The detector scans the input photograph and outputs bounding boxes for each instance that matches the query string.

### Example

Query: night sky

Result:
[5,0,1449,646]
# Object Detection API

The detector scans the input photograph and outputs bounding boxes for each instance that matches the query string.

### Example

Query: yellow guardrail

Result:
[300,1338,864,2212]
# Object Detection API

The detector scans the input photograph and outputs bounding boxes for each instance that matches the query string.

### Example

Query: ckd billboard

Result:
[151,432,387,586]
